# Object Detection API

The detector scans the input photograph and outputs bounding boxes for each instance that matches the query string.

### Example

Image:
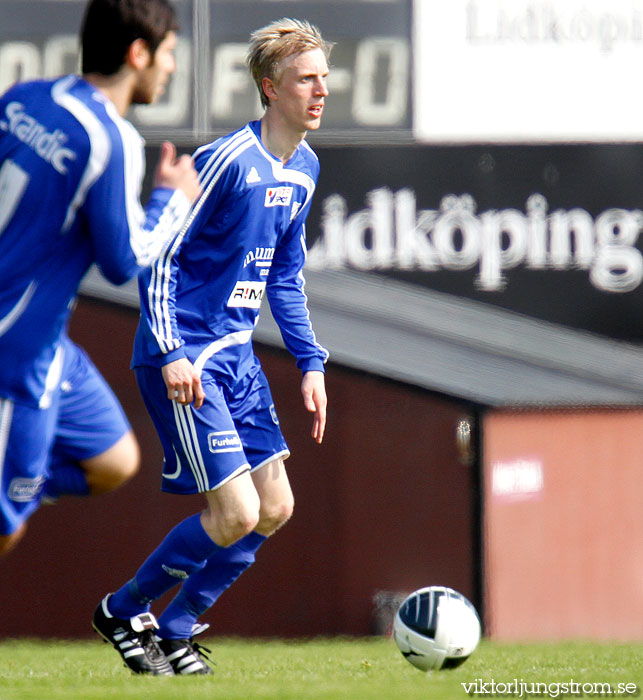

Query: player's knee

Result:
[0,525,26,557]
[202,507,259,547]
[116,438,141,482]
[225,510,260,546]
[0,538,12,557]
[86,433,140,493]
[258,496,294,535]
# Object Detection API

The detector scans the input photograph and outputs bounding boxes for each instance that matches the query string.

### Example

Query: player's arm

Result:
[267,217,329,441]
[86,129,198,285]
[153,141,200,199]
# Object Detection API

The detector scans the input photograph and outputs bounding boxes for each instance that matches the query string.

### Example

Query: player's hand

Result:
[301,370,327,444]
[162,358,205,409]
[154,141,200,202]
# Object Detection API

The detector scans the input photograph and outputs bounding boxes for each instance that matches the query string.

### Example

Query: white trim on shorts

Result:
[0,399,14,487]
[207,463,251,492]
[170,402,253,493]
[249,449,291,473]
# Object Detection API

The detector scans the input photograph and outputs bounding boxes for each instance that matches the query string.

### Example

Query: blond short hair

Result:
[247,18,333,108]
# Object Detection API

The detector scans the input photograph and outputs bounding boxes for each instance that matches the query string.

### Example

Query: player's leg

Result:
[94,472,258,675]
[252,456,294,536]
[105,365,262,617]
[79,430,139,495]
[155,528,265,673]
[154,459,292,633]
[44,340,139,501]
[154,368,292,669]
[0,523,27,556]
[106,469,260,619]
[152,469,287,654]
[0,395,58,556]
[93,366,259,674]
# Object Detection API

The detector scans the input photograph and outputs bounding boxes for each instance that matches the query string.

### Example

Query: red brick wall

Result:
[483,408,643,641]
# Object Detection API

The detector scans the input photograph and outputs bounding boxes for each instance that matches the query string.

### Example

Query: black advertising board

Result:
[305,144,643,342]
[0,0,412,140]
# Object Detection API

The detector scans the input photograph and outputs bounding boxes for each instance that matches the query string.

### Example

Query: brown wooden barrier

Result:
[0,297,479,638]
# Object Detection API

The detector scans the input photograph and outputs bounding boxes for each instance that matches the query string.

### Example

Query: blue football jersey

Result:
[134,120,328,380]
[0,75,190,406]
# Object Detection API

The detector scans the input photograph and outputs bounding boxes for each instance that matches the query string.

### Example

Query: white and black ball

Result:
[393,586,481,671]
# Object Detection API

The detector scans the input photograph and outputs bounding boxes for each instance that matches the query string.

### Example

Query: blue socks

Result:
[43,465,90,499]
[157,531,267,639]
[109,514,222,618]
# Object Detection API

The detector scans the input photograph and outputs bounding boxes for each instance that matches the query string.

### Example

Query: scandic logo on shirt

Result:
[0,101,76,175]
[227,280,266,308]
[208,431,243,454]
[264,186,293,207]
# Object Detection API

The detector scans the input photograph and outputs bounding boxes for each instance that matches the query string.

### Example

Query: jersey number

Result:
[0,160,29,237]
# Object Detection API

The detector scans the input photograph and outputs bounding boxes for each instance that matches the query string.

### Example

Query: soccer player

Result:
[93,18,332,676]
[0,0,199,557]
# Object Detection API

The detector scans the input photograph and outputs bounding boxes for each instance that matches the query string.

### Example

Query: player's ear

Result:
[261,76,277,104]
[126,38,152,70]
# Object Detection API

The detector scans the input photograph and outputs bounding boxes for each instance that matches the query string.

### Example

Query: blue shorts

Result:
[0,338,131,535]
[135,364,290,495]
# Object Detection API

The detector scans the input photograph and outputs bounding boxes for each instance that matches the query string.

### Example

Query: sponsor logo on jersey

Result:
[227,280,266,308]
[8,476,45,502]
[0,101,76,175]
[208,430,243,453]
[243,247,275,269]
[246,166,261,184]
[265,186,293,207]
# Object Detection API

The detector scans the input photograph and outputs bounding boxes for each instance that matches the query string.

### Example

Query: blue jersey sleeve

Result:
[267,207,329,374]
[85,117,190,285]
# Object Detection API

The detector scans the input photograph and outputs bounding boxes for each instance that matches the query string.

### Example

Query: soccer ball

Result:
[393,586,481,671]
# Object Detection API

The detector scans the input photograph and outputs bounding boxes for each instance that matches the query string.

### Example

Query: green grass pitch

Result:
[0,637,641,700]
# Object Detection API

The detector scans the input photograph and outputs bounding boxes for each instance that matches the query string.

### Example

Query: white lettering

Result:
[227,281,266,308]
[208,430,243,454]
[466,0,643,55]
[0,102,75,175]
[306,189,643,293]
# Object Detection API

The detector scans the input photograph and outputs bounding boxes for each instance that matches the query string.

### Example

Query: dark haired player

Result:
[0,0,198,659]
